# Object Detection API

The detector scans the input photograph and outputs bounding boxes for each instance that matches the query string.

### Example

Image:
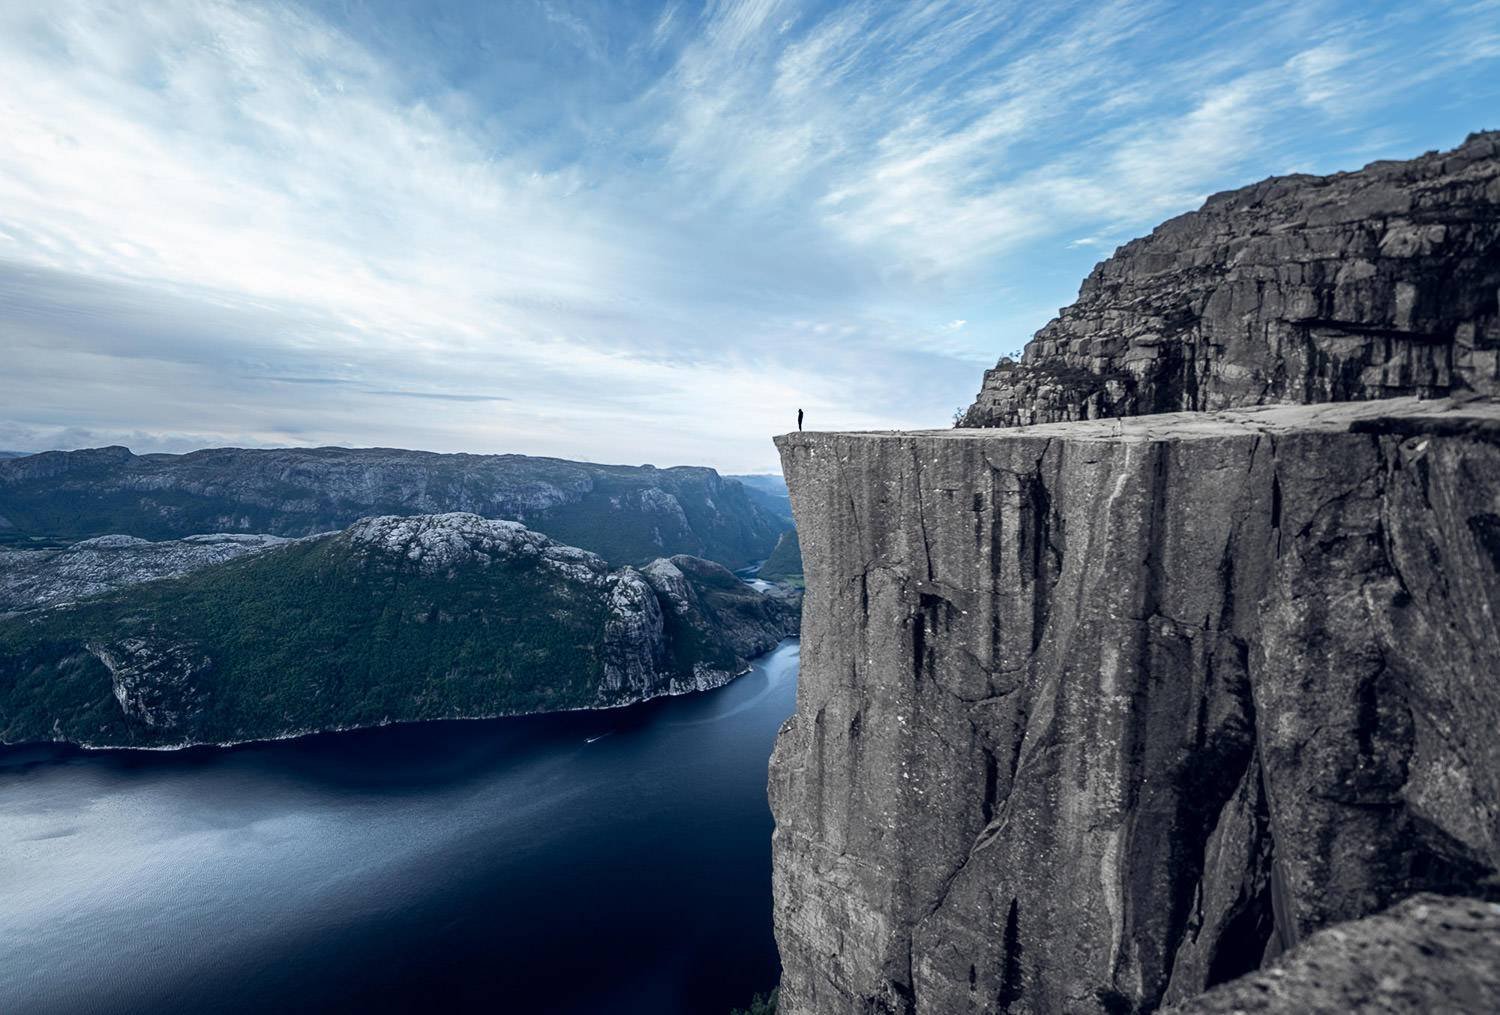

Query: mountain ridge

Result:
[0,444,790,568]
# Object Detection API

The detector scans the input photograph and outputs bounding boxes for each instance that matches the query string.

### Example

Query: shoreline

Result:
[1,640,798,755]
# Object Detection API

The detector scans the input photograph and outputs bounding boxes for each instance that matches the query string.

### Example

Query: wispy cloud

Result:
[0,0,1496,469]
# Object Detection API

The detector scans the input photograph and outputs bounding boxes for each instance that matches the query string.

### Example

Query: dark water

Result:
[0,640,799,1015]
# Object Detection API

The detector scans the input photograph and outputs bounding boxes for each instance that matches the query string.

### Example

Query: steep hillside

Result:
[729,473,795,523]
[0,446,790,568]
[756,529,803,583]
[962,131,1500,428]
[0,513,798,748]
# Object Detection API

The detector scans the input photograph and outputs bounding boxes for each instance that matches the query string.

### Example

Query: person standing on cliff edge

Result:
[797,408,804,431]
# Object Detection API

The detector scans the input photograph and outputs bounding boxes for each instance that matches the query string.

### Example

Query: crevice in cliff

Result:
[997,897,1025,1012]
[911,445,936,583]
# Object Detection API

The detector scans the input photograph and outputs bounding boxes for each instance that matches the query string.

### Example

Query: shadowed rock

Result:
[1165,894,1500,1014]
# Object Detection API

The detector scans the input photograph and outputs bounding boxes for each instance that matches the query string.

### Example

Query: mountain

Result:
[0,446,791,568]
[0,451,31,459]
[961,130,1500,428]
[771,133,1500,1015]
[728,473,794,524]
[756,529,802,583]
[0,513,799,749]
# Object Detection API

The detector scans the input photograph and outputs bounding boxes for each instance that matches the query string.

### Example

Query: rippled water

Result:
[0,640,799,1015]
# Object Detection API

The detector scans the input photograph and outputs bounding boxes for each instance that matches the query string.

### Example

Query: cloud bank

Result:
[0,0,1496,470]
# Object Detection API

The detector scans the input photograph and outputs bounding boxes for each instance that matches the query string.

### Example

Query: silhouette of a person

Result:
[797,408,804,431]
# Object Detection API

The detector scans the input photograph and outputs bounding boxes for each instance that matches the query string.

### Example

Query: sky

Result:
[0,1,1497,472]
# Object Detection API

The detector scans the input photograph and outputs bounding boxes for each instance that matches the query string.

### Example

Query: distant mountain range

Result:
[728,473,793,524]
[757,529,802,583]
[0,513,800,748]
[0,446,790,567]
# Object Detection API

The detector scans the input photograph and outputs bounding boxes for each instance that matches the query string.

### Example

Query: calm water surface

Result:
[0,640,799,1015]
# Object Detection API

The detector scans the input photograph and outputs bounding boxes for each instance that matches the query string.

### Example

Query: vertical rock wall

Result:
[770,398,1500,1014]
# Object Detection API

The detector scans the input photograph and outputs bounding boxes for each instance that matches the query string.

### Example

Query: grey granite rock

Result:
[962,132,1500,429]
[89,635,213,732]
[771,397,1500,1015]
[1165,894,1500,1014]
[0,532,290,615]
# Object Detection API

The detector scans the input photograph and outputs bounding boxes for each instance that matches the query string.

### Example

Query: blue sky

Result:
[0,1,1496,472]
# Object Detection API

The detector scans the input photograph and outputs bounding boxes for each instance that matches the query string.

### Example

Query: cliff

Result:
[771,396,1500,1013]
[0,445,788,569]
[0,513,799,748]
[961,131,1500,428]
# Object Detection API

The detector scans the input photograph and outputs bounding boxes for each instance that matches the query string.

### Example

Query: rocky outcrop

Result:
[644,555,802,688]
[0,513,798,748]
[962,132,1500,428]
[1166,894,1500,1014]
[89,636,213,731]
[0,445,789,568]
[0,532,289,615]
[771,397,1500,1014]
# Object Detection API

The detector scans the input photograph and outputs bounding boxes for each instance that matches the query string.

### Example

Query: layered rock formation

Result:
[0,513,799,748]
[771,397,1500,1014]
[0,445,788,568]
[962,132,1500,428]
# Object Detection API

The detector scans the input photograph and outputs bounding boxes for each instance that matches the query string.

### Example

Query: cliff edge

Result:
[772,397,1500,1013]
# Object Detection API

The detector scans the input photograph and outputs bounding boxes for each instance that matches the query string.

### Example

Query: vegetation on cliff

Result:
[755,530,802,584]
[0,514,799,748]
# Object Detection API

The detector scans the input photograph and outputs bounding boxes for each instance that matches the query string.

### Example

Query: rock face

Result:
[643,555,802,688]
[1165,894,1500,1014]
[0,532,288,615]
[0,445,788,568]
[770,397,1500,1014]
[961,132,1500,428]
[0,513,799,748]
